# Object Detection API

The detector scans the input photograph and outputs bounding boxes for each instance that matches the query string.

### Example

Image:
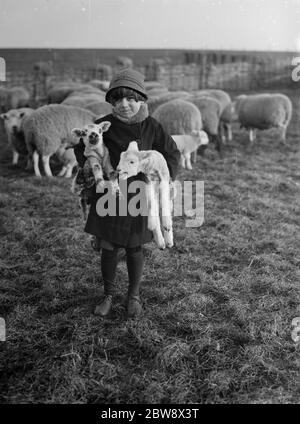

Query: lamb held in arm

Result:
[117,141,173,250]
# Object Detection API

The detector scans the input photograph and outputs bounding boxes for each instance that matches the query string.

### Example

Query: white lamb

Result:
[117,141,173,250]
[172,130,209,170]
[0,107,34,165]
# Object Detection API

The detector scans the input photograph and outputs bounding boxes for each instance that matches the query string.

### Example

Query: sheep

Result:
[193,89,231,113]
[233,93,293,142]
[0,86,30,112]
[84,101,112,117]
[172,130,209,170]
[87,79,110,91]
[47,82,94,104]
[192,89,232,153]
[152,98,203,163]
[117,141,173,250]
[69,122,120,219]
[22,104,96,178]
[144,81,167,91]
[189,95,222,153]
[219,102,237,143]
[148,91,192,115]
[0,107,34,166]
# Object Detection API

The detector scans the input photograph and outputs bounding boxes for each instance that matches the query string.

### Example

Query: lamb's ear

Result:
[99,121,111,133]
[19,112,25,118]
[191,129,200,137]
[127,141,139,152]
[0,113,7,120]
[71,128,86,138]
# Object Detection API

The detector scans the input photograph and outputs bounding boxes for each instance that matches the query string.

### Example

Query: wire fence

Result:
[1,52,298,101]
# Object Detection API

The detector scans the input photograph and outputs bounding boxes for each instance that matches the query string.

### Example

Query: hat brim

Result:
[105,85,148,103]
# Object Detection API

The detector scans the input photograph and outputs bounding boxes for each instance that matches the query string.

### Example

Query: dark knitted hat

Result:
[105,68,148,102]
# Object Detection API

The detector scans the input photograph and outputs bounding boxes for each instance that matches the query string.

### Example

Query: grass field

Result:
[0,89,299,404]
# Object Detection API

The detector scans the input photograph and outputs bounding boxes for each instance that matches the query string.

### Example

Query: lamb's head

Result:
[70,121,111,154]
[117,141,141,180]
[0,108,32,136]
[191,129,209,146]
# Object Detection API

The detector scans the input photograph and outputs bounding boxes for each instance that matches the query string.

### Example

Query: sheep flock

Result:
[0,68,294,233]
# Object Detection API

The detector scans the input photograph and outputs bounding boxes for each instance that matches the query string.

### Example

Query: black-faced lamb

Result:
[68,122,120,219]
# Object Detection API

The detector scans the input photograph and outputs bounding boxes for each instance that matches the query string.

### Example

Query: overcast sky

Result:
[0,0,299,51]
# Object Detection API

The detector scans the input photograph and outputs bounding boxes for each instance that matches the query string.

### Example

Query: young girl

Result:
[74,68,180,318]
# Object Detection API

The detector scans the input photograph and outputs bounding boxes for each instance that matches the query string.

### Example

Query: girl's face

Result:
[113,96,144,119]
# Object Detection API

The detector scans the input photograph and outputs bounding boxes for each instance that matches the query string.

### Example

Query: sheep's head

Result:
[0,108,31,136]
[117,141,141,180]
[70,121,111,154]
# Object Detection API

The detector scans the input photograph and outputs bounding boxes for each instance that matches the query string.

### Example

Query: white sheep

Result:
[0,86,30,112]
[22,104,96,178]
[172,130,209,170]
[46,82,94,104]
[193,89,231,113]
[233,93,293,142]
[219,102,237,143]
[152,98,203,164]
[0,107,34,166]
[117,141,173,250]
[189,95,222,154]
[148,91,191,115]
[84,100,112,117]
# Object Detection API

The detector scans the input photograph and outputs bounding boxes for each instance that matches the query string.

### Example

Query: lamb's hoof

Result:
[156,239,166,250]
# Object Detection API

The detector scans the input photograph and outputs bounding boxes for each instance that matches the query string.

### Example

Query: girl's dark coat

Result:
[74,109,180,247]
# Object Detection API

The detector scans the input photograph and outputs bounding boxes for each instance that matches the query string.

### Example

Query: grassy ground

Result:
[0,90,299,404]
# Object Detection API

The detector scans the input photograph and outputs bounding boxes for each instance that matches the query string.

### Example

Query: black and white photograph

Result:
[0,0,299,410]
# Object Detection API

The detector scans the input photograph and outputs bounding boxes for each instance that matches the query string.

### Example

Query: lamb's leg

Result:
[12,149,19,165]
[180,154,186,168]
[147,182,165,249]
[57,165,67,177]
[160,180,173,248]
[89,157,105,192]
[185,153,193,170]
[249,128,256,143]
[160,180,172,231]
[192,149,197,164]
[226,124,232,142]
[32,150,42,177]
[64,161,76,178]
[42,155,53,177]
